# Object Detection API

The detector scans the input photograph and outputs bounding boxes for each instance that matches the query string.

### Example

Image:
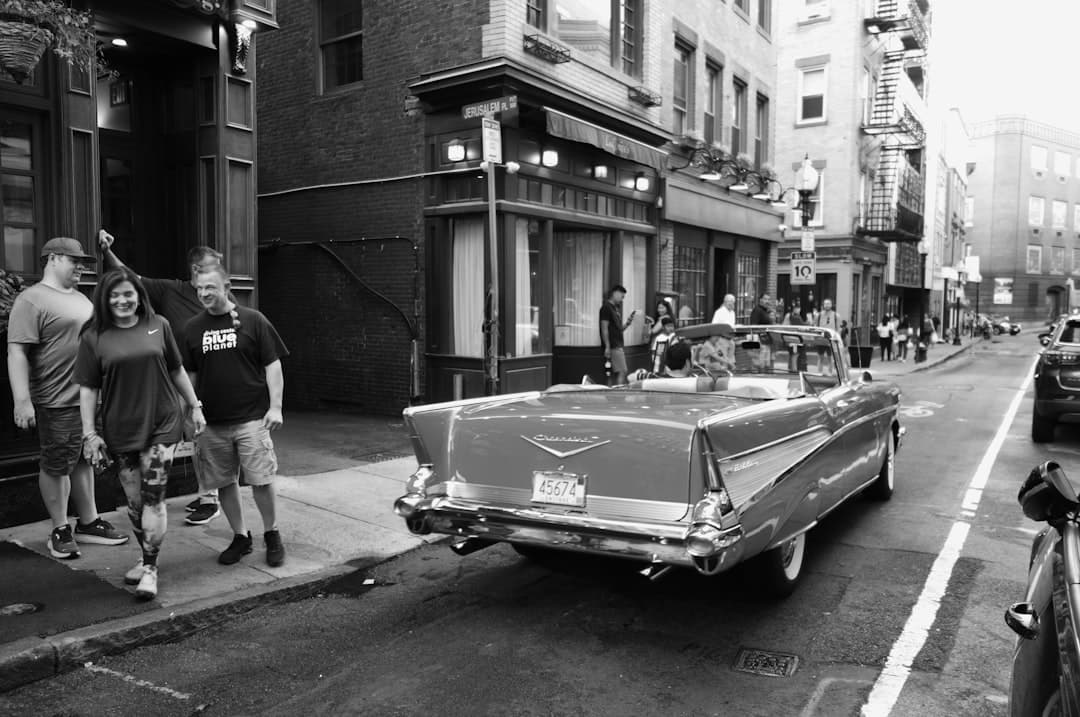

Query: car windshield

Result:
[630,325,843,398]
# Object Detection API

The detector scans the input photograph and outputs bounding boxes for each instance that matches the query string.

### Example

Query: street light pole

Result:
[953,267,964,345]
[917,240,929,362]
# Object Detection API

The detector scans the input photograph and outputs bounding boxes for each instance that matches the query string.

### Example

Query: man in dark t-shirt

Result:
[749,293,774,325]
[98,230,224,526]
[181,265,290,568]
[598,284,637,386]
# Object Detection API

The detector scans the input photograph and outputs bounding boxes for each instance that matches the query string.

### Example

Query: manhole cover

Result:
[733,648,799,677]
[0,602,42,616]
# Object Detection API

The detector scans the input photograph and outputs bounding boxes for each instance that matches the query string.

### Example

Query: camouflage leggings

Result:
[115,443,177,567]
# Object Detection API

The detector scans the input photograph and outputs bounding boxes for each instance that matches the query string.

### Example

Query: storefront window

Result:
[514,219,541,356]
[452,217,485,357]
[673,245,706,326]
[554,231,609,346]
[1,117,40,274]
[736,254,761,322]
[621,234,648,345]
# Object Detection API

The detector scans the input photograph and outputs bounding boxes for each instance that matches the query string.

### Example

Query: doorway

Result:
[713,248,734,311]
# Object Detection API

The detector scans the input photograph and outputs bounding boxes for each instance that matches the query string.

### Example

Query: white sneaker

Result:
[124,560,145,585]
[135,565,158,600]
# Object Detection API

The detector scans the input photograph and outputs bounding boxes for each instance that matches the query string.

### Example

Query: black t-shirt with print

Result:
[181,306,289,425]
[74,314,184,453]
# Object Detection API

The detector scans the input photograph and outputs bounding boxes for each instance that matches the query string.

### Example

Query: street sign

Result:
[790,251,816,285]
[462,95,518,119]
[481,117,502,164]
[800,230,815,252]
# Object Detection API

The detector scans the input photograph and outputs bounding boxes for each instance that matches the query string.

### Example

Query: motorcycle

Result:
[1006,461,1080,715]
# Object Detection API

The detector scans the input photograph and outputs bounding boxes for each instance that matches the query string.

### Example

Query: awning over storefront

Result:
[545,107,666,171]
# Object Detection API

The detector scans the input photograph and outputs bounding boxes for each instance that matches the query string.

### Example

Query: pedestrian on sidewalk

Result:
[181,265,290,567]
[97,230,223,526]
[75,268,206,600]
[896,317,910,362]
[877,317,894,362]
[6,238,129,560]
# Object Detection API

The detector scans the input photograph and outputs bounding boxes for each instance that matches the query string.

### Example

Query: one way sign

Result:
[790,251,816,285]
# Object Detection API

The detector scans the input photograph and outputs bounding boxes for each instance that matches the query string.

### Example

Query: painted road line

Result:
[84,662,192,700]
[860,356,1037,717]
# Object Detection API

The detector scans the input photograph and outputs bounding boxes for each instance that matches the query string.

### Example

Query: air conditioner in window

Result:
[799,3,830,21]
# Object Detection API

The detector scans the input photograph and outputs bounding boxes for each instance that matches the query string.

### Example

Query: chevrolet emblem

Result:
[520,435,611,459]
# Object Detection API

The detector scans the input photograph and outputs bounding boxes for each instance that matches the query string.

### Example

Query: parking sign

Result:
[790,251,816,285]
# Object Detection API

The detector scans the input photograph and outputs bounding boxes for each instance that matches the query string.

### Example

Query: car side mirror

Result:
[1039,334,1051,346]
[1019,461,1080,524]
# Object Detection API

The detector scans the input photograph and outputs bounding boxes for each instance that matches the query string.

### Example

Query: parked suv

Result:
[1033,317,1080,442]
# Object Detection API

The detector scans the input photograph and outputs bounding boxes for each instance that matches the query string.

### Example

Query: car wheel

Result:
[868,434,895,501]
[1032,409,1056,443]
[512,543,558,561]
[756,532,806,598]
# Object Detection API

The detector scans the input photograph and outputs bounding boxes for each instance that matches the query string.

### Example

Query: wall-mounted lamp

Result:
[634,173,650,192]
[240,18,258,30]
[592,164,609,179]
[506,161,521,175]
[541,149,559,167]
[110,37,128,48]
[447,140,466,163]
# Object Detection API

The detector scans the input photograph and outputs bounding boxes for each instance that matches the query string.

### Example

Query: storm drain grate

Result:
[732,648,799,678]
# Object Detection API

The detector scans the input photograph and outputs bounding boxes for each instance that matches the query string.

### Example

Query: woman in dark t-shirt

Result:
[75,268,205,601]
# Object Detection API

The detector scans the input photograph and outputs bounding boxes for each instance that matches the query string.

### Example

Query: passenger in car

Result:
[697,333,735,373]
[663,341,693,378]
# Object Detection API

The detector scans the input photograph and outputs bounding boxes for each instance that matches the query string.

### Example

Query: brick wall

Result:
[256,0,487,415]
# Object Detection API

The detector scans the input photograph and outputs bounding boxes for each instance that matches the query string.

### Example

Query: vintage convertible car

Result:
[394,324,904,595]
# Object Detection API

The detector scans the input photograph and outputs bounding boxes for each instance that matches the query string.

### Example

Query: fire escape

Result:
[860,0,930,243]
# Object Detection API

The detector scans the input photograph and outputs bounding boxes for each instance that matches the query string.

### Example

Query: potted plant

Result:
[735,152,755,170]
[0,268,26,336]
[0,1,104,84]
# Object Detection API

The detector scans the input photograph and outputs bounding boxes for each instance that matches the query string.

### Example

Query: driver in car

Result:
[663,341,694,378]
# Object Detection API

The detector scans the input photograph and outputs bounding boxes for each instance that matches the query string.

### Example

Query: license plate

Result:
[531,471,587,507]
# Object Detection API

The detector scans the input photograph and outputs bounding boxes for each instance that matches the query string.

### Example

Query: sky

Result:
[932,0,1080,133]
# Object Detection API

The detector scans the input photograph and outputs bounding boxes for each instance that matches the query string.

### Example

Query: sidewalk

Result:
[0,412,430,692]
[855,334,981,378]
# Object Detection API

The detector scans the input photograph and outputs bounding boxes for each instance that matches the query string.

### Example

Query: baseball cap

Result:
[40,237,96,262]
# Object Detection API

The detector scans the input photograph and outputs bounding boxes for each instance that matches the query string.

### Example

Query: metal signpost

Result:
[481,116,502,395]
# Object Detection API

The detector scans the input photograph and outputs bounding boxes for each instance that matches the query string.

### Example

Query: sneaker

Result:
[124,560,145,585]
[184,498,201,513]
[47,525,80,560]
[264,529,285,567]
[185,502,221,526]
[74,518,129,546]
[218,532,253,565]
[135,565,158,600]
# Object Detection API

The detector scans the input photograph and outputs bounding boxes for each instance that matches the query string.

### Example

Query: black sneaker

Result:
[48,525,80,560]
[184,497,201,512]
[218,532,253,565]
[185,502,221,526]
[264,529,285,567]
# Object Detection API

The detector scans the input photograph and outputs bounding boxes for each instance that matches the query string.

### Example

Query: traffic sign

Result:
[800,230,815,252]
[481,117,502,164]
[790,251,816,285]
[462,95,518,119]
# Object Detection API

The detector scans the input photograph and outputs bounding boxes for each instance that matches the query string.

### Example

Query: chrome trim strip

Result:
[714,425,830,462]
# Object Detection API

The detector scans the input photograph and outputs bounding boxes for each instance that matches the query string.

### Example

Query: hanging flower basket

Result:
[0,2,106,85]
[0,19,53,84]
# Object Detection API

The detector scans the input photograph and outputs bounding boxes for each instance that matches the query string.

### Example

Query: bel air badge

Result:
[521,435,611,459]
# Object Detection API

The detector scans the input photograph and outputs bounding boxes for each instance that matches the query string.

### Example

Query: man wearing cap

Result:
[7,238,128,559]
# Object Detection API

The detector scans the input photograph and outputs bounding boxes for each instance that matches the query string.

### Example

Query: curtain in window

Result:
[621,234,648,345]
[554,232,608,346]
[514,219,539,356]
[451,217,485,357]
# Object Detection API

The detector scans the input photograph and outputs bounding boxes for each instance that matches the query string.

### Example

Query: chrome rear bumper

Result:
[395,493,745,573]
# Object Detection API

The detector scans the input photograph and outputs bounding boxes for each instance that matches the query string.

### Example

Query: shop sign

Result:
[790,251,816,285]
[993,277,1013,305]
[462,95,518,120]
[800,230,814,252]
[165,0,227,17]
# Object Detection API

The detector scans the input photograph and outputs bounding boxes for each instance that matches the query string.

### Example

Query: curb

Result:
[907,338,978,373]
[0,555,385,693]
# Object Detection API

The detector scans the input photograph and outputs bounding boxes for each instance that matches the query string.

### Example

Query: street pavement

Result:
[0,332,1020,712]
